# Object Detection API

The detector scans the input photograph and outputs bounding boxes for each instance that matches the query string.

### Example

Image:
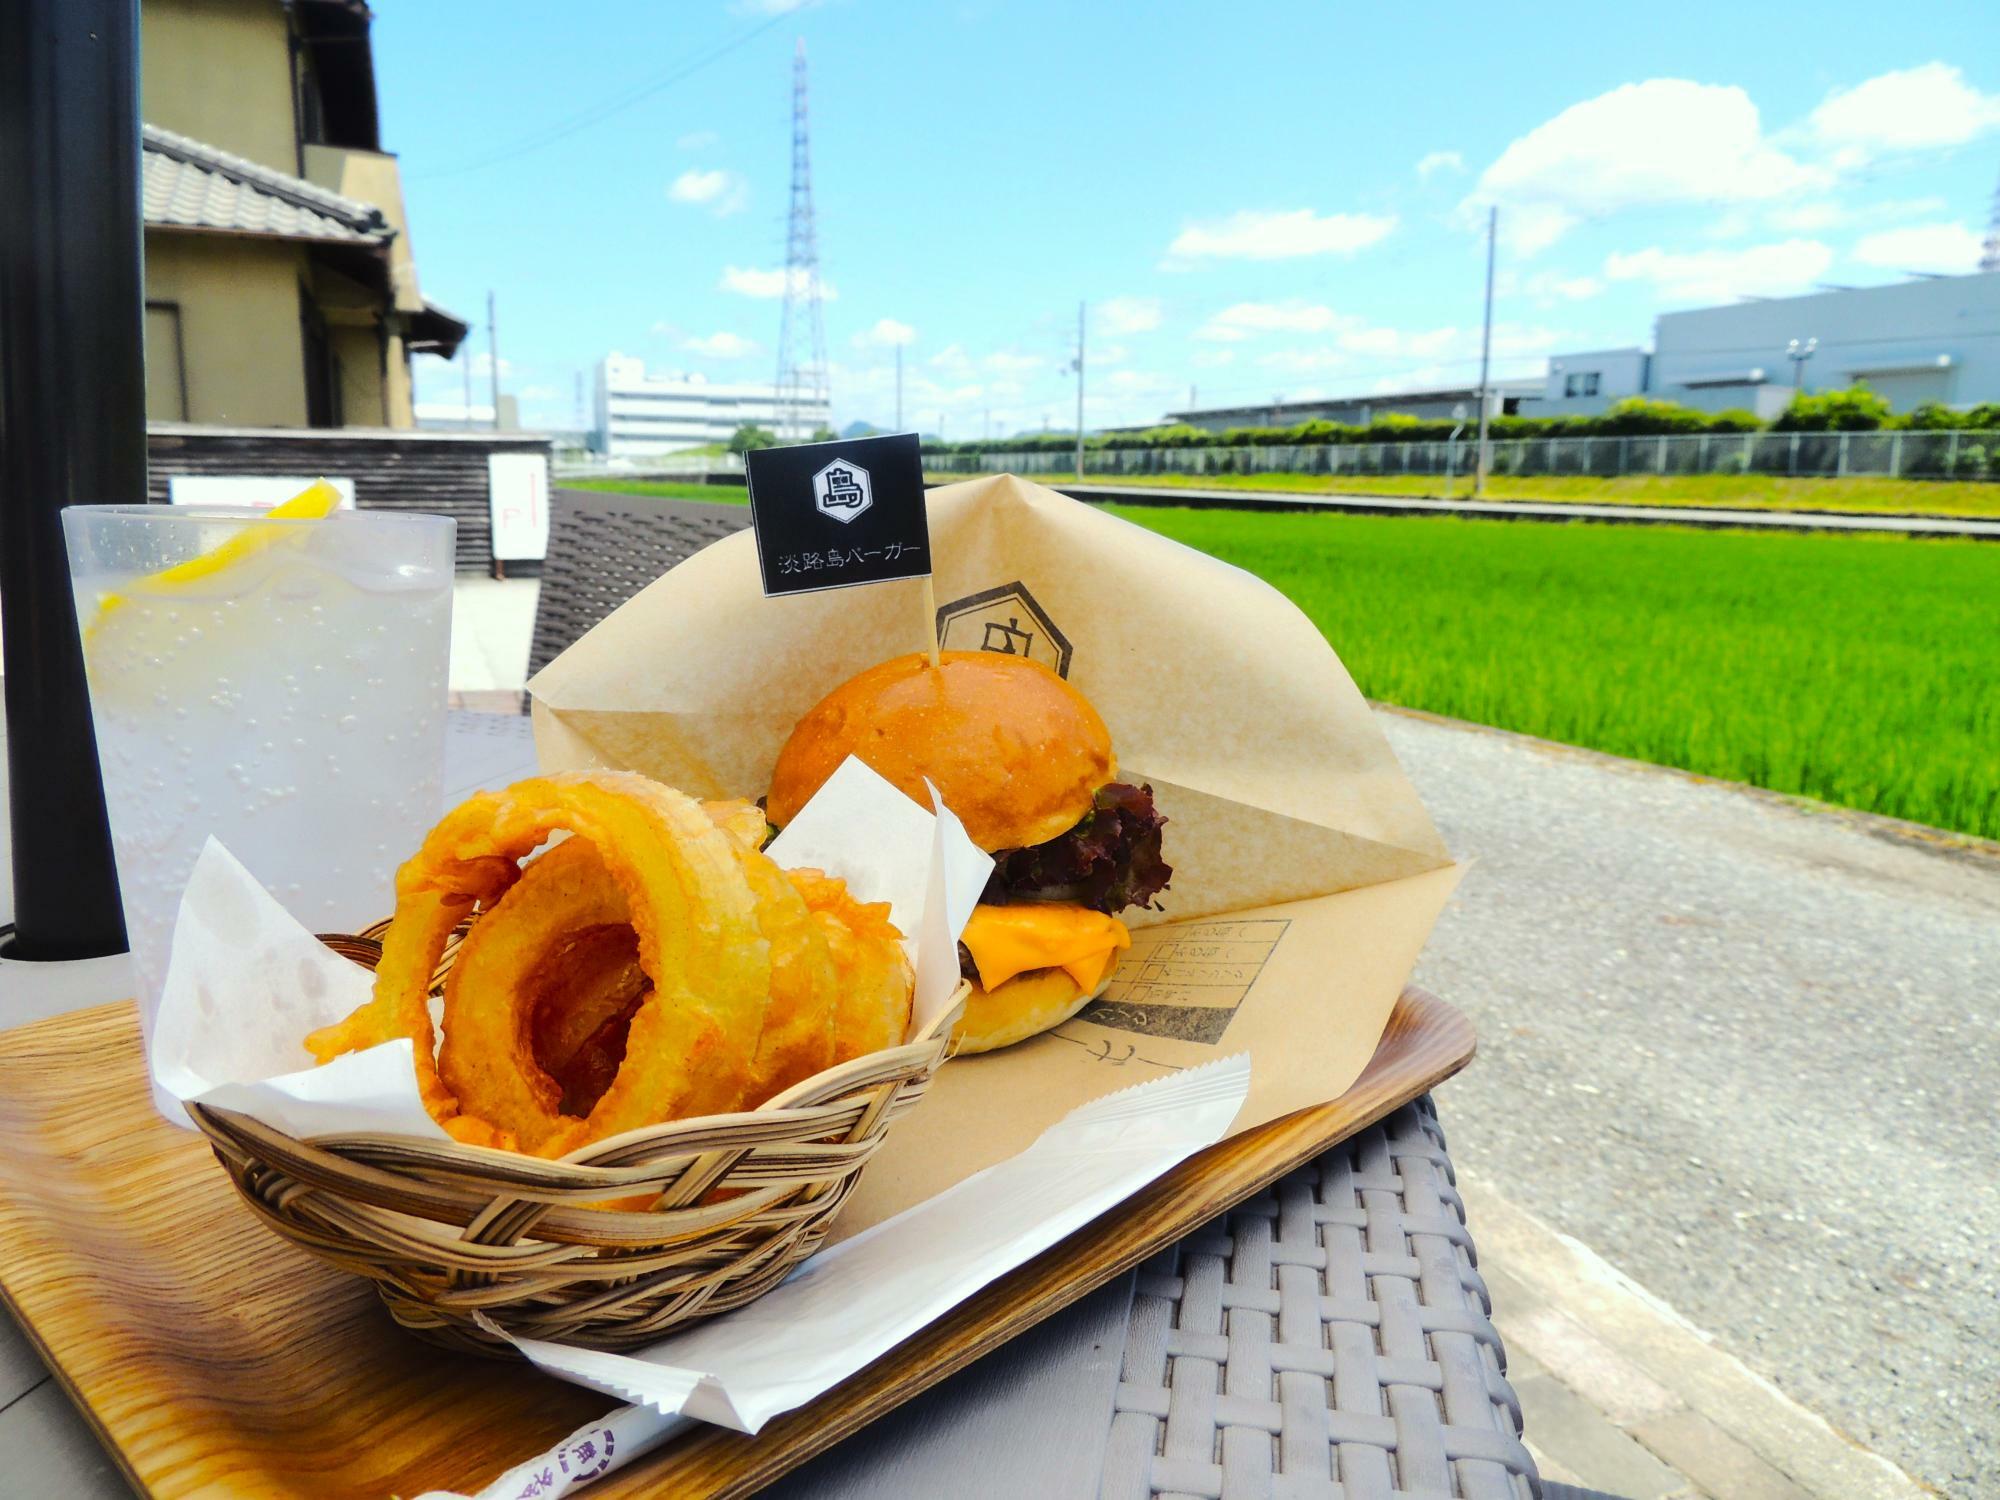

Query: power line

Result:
[413,11,794,180]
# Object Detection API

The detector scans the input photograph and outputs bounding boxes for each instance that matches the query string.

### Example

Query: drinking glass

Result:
[62,504,454,1101]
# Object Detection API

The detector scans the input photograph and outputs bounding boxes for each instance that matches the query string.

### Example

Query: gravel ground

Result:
[1386,709,1998,1499]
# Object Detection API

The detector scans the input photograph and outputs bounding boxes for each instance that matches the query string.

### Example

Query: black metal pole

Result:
[0,0,141,959]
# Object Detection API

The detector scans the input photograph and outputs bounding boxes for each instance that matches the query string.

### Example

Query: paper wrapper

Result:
[530,474,1462,1234]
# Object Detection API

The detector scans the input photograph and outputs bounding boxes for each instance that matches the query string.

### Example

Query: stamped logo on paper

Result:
[935,581,1073,678]
[811,458,872,523]
[1073,918,1290,1045]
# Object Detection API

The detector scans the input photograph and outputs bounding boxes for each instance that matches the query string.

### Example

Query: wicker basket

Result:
[188,921,965,1357]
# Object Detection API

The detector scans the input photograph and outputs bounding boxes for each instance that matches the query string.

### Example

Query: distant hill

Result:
[840,420,885,439]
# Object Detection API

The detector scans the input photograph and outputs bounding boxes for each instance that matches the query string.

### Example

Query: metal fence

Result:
[925,430,2000,483]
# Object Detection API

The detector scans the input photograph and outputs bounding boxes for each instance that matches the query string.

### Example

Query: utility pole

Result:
[462,339,474,429]
[1071,300,1085,479]
[1474,204,1496,496]
[487,289,502,430]
[894,343,903,431]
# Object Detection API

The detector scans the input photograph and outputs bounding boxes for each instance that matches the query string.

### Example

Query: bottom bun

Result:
[949,966,1115,1055]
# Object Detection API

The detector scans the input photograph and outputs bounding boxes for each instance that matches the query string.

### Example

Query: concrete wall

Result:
[141,0,297,173]
[1653,271,2000,410]
[143,232,308,426]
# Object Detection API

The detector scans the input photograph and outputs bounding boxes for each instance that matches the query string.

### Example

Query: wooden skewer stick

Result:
[920,574,942,669]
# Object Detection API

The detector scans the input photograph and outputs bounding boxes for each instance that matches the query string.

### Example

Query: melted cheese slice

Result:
[961,904,1131,992]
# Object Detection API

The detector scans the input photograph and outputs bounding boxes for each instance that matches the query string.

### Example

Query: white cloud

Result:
[729,0,816,13]
[677,129,720,151]
[1850,222,1984,274]
[1416,150,1465,180]
[468,352,512,377]
[1604,238,1833,300]
[1190,348,1236,368]
[1101,369,1177,397]
[983,351,1042,373]
[1469,80,1828,253]
[517,383,559,401]
[1196,300,1349,341]
[927,343,973,377]
[853,317,916,349]
[1765,202,1846,232]
[1537,272,1602,301]
[1256,348,1354,375]
[1166,208,1396,263]
[682,331,759,358]
[669,168,748,216]
[719,265,838,300]
[1355,325,1459,358]
[1808,64,2000,163]
[1096,296,1162,334]
[1768,195,1949,232]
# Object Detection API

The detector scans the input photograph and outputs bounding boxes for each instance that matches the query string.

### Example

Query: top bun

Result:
[768,651,1115,851]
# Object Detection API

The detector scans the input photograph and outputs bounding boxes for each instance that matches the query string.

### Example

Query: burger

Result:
[765,651,1170,1052]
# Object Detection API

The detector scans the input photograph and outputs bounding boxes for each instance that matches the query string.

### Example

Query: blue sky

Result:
[376,0,2000,436]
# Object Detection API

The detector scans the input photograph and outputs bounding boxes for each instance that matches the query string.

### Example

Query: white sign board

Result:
[167,475,356,509]
[487,452,551,562]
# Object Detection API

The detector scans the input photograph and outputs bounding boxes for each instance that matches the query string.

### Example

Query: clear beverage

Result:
[62,505,453,1102]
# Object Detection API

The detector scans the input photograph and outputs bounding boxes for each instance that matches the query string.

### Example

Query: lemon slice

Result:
[85,479,343,644]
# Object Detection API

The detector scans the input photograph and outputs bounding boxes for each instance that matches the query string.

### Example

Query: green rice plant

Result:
[1108,506,2000,840]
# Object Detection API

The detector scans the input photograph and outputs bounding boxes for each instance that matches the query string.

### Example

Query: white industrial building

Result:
[593,352,830,458]
[1163,378,1544,433]
[1541,270,2000,419]
[1163,270,2000,433]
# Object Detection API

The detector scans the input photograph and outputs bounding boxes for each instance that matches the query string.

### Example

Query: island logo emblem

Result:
[810,458,872,523]
[935,580,1073,677]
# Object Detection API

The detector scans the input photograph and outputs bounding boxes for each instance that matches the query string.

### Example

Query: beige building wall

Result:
[144,232,309,427]
[303,145,423,313]
[141,0,297,173]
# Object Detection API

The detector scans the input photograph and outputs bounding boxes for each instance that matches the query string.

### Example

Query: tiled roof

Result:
[141,124,392,246]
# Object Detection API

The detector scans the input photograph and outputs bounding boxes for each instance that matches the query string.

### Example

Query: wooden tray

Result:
[0,990,1472,1498]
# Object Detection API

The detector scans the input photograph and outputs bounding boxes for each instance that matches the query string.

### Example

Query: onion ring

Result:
[487,808,838,1115]
[308,772,770,1151]
[785,869,914,1063]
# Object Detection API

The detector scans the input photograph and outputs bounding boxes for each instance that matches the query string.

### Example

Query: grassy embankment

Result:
[563,478,746,503]
[926,468,2000,518]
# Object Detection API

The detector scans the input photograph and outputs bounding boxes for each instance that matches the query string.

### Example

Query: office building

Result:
[595,354,831,457]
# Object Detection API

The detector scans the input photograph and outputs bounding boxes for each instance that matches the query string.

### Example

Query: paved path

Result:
[1051,481,2000,538]
[1385,708,1997,1499]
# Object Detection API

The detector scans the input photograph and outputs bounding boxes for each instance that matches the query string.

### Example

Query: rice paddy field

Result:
[1103,505,2000,841]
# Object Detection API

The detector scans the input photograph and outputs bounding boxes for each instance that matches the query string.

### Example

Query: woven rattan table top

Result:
[1101,1099,1540,1500]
